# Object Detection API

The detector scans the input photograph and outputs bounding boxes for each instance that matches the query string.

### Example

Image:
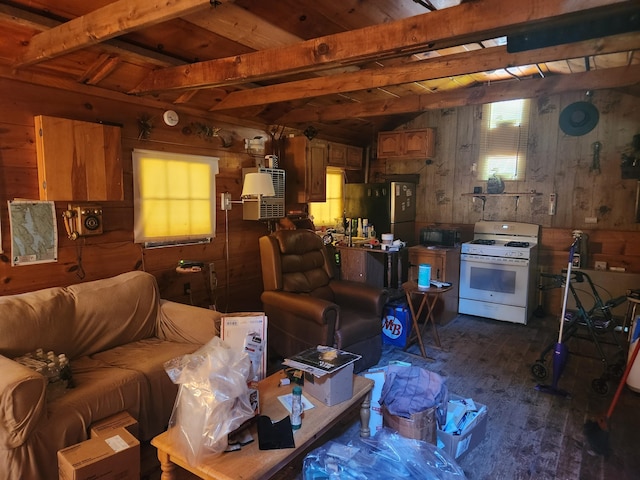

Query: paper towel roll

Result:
[418,264,431,289]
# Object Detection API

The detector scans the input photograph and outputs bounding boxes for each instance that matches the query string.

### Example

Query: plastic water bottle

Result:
[59,355,75,388]
[46,361,67,400]
[291,386,303,430]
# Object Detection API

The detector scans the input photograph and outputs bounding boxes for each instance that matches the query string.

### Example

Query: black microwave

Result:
[419,228,460,247]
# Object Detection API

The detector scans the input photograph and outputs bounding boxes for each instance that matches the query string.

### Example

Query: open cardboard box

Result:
[437,394,487,460]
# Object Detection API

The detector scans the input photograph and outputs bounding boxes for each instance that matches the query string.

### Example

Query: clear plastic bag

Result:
[164,336,255,466]
[303,427,466,479]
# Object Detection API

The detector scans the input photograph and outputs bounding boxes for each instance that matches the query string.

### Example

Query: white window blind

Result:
[308,167,344,228]
[132,149,219,247]
[478,99,530,181]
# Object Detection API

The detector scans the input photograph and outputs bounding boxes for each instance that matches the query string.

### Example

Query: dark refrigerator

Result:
[344,182,416,245]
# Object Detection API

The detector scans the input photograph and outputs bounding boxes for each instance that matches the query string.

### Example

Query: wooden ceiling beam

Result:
[15,0,223,67]
[209,32,640,111]
[0,4,185,68]
[184,3,302,50]
[129,0,634,95]
[278,64,640,124]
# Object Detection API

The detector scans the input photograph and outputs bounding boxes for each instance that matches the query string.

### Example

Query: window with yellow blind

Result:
[132,149,219,247]
[478,99,530,181]
[308,167,344,228]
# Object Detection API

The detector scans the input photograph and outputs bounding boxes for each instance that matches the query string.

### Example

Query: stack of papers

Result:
[283,346,361,377]
[443,397,486,434]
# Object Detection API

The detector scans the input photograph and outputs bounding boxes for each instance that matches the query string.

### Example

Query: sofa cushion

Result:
[66,271,159,358]
[0,271,160,361]
[0,287,76,359]
[91,338,201,438]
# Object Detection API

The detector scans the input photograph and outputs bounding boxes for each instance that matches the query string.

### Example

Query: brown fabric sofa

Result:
[0,271,220,480]
[259,229,388,372]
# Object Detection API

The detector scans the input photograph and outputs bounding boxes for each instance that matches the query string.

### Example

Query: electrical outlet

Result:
[585,216,598,224]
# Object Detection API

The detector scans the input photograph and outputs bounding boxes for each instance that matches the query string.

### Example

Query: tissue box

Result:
[437,395,487,459]
[303,363,354,406]
[382,301,413,347]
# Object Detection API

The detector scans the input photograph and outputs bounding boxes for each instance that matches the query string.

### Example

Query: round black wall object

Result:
[559,101,599,136]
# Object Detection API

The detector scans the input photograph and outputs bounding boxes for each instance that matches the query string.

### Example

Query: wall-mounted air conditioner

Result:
[242,167,285,220]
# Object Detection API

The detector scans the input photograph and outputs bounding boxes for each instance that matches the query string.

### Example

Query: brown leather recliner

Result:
[259,229,388,373]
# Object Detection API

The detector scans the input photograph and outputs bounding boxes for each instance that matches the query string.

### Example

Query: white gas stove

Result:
[459,221,540,324]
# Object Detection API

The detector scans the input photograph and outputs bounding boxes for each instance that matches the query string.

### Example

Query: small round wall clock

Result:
[162,110,179,126]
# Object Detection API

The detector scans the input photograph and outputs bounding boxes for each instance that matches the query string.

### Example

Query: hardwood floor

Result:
[414,313,640,479]
[143,311,640,479]
[328,313,640,480]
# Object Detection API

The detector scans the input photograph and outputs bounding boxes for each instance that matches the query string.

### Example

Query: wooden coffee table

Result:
[152,371,373,480]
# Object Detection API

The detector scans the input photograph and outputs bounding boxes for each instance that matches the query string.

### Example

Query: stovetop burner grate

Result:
[470,239,495,245]
[505,241,530,248]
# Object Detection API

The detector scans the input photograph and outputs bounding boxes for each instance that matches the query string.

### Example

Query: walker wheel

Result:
[531,362,547,379]
[607,363,625,380]
[591,378,609,396]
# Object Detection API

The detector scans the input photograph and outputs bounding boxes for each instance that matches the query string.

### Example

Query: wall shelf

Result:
[462,192,542,212]
[461,192,542,197]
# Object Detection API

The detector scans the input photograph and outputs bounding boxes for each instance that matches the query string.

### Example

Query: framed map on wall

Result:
[8,200,58,266]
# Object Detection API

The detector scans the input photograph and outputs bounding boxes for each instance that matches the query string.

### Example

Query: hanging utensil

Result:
[591,141,602,173]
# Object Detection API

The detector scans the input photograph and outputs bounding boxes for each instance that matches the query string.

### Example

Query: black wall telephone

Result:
[62,204,103,240]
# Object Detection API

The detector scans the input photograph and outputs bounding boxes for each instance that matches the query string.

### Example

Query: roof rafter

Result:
[129,0,634,95]
[16,0,224,67]
[209,32,640,111]
[277,64,640,124]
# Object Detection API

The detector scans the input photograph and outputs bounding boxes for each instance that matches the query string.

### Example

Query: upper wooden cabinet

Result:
[327,142,363,170]
[377,128,435,159]
[283,136,327,204]
[35,115,123,201]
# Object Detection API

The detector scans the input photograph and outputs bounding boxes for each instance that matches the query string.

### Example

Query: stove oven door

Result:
[458,253,532,324]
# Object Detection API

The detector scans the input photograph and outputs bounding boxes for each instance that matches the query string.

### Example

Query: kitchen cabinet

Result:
[34,115,123,201]
[407,245,460,324]
[328,142,363,170]
[377,128,435,159]
[337,246,408,294]
[283,136,327,204]
[338,247,369,283]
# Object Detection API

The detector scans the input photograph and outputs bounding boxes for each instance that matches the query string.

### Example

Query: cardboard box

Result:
[382,300,413,347]
[90,411,139,439]
[58,427,140,480]
[303,362,354,406]
[381,404,437,444]
[221,312,268,382]
[437,395,487,459]
[363,369,386,436]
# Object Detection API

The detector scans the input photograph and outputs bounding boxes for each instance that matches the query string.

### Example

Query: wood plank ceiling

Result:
[0,0,638,145]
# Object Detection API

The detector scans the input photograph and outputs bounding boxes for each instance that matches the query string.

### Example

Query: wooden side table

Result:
[402,281,453,359]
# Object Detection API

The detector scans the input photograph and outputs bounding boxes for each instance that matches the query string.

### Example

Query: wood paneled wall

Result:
[374,89,640,274]
[372,89,640,231]
[1,77,639,319]
[375,88,640,314]
[0,77,270,311]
